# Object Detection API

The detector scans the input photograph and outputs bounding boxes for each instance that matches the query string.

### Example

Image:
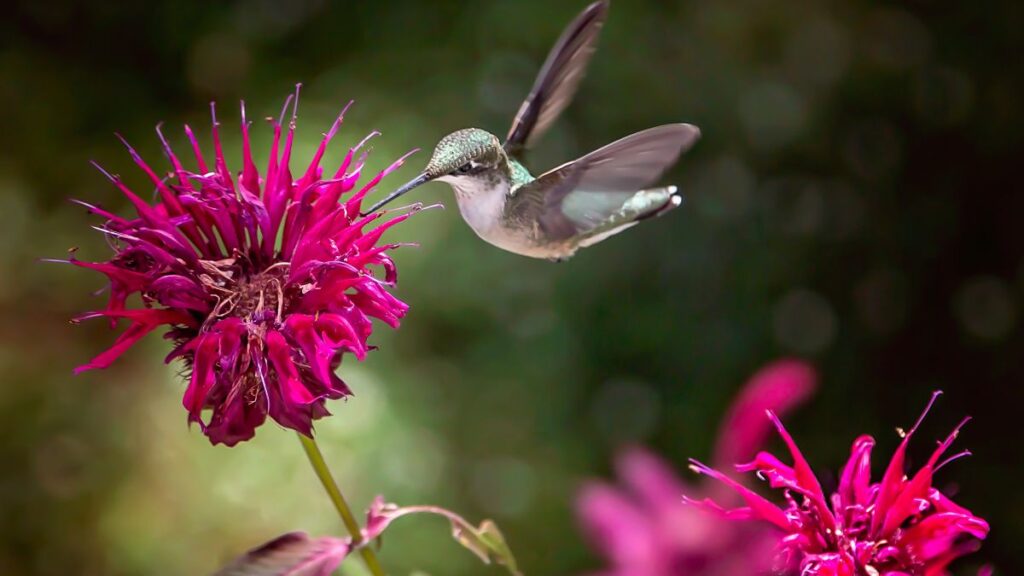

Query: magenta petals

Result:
[67,89,416,446]
[689,392,989,576]
[576,360,817,576]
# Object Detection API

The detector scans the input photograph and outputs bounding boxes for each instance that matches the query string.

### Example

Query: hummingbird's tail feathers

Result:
[504,0,610,158]
[634,186,684,221]
[575,186,680,248]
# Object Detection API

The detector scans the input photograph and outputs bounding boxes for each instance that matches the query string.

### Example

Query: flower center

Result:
[233,269,286,322]
[200,259,293,326]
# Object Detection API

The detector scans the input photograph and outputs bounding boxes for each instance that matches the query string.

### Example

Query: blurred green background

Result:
[1,0,1021,574]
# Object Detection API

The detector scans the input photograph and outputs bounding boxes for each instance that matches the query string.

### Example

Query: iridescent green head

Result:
[362,128,504,214]
[423,128,503,180]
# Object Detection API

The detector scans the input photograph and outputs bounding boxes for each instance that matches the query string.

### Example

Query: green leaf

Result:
[451,519,520,575]
[365,498,522,576]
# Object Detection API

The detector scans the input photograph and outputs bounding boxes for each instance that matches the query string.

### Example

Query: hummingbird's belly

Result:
[475,224,573,259]
[454,187,574,259]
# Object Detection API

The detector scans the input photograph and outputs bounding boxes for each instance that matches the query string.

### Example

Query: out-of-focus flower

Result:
[60,89,418,446]
[689,391,989,576]
[577,360,817,575]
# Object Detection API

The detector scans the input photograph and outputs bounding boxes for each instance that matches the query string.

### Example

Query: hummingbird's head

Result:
[362,128,504,214]
[423,128,504,181]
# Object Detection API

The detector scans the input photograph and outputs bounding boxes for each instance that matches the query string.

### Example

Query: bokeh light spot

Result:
[187,33,251,96]
[784,14,851,91]
[694,155,755,223]
[842,119,902,182]
[381,428,449,493]
[954,276,1018,341]
[854,268,909,335]
[862,8,931,70]
[738,81,807,151]
[773,289,838,354]
[588,378,661,445]
[470,457,537,518]
[912,66,977,126]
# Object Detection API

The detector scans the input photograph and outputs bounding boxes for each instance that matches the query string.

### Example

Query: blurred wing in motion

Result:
[504,0,610,158]
[508,123,700,241]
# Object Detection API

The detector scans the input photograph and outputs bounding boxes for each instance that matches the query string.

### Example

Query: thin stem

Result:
[298,433,386,576]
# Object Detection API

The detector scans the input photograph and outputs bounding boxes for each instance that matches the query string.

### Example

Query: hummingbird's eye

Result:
[454,162,473,175]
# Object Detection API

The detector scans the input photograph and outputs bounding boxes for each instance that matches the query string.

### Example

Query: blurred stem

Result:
[298,433,386,576]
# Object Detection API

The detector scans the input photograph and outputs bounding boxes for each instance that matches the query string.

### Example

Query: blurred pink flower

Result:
[577,359,817,575]
[62,89,418,446]
[689,391,989,576]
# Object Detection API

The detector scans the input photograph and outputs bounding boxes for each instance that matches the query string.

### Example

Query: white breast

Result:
[448,177,509,235]
[441,175,568,259]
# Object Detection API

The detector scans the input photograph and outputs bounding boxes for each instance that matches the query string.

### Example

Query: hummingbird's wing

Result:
[508,124,700,241]
[503,0,609,159]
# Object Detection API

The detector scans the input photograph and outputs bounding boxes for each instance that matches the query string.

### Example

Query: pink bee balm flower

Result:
[62,89,419,446]
[688,391,990,576]
[577,360,817,576]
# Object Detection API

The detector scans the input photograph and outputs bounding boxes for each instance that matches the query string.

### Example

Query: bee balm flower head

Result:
[63,89,418,446]
[687,391,989,576]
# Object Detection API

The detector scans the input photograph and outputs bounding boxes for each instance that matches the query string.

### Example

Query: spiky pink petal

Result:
[713,359,817,468]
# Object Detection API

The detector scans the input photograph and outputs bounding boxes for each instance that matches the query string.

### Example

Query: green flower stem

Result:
[298,433,386,576]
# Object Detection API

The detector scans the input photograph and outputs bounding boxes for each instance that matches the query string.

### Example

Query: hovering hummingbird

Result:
[364,0,700,260]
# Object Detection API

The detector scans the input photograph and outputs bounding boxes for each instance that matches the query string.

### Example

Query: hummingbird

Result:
[364,0,700,261]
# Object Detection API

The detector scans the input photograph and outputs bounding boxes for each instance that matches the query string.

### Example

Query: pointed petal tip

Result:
[905,390,945,440]
[240,99,250,124]
[392,147,421,166]
[276,93,295,126]
[352,131,381,153]
[89,161,119,183]
[687,458,712,475]
[289,85,301,123]
[114,133,142,159]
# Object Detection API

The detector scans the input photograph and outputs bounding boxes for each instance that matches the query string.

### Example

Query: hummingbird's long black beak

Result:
[362,172,430,215]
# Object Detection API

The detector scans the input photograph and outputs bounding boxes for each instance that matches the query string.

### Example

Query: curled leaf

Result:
[364,497,522,575]
[212,532,350,576]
